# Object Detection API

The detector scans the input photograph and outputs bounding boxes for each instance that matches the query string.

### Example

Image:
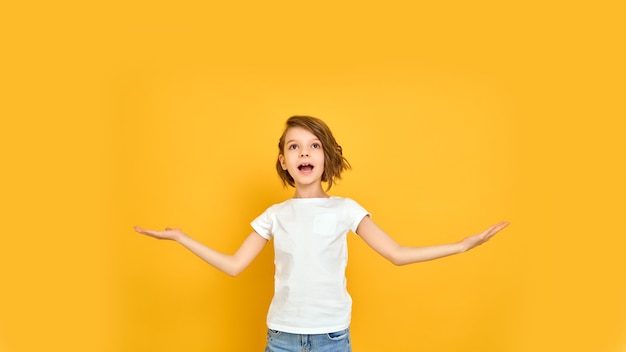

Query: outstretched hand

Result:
[134,226,186,241]
[460,221,510,252]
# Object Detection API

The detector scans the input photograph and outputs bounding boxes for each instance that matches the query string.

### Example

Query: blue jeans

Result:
[265,327,351,352]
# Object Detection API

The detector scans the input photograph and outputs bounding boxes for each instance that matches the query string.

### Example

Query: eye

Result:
[312,143,321,149]
[288,144,298,150]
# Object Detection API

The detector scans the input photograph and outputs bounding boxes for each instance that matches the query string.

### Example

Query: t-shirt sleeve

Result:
[345,198,370,234]
[251,207,274,240]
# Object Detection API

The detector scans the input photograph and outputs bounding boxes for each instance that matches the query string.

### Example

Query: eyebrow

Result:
[286,138,321,144]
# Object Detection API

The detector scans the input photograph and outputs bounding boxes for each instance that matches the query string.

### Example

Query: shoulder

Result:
[329,197,369,216]
[252,199,292,226]
[260,198,294,214]
[330,196,364,207]
[329,197,370,231]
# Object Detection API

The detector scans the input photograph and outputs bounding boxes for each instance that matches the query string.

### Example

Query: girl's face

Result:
[279,127,325,189]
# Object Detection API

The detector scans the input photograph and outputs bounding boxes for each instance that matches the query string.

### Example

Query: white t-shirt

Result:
[251,196,369,334]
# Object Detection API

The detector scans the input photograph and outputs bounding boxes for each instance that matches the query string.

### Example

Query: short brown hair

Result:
[276,116,351,190]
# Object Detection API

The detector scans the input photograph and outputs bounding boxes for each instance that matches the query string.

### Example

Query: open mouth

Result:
[298,163,314,172]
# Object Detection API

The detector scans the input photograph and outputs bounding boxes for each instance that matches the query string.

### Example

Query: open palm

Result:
[134,226,185,241]
[461,221,510,252]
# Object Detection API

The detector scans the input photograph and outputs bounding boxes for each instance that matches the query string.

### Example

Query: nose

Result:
[300,148,309,157]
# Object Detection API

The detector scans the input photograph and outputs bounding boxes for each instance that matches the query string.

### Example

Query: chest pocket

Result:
[313,213,338,236]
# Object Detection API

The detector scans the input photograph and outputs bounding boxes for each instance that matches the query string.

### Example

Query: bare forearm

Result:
[135,226,267,276]
[391,241,466,266]
[175,234,242,276]
[175,231,267,276]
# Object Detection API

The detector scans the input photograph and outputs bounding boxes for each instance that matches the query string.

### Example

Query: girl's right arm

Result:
[134,226,268,277]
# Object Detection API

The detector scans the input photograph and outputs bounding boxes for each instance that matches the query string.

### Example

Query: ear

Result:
[278,154,287,170]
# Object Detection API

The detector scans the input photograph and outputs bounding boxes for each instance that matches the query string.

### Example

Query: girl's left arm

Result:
[356,216,509,266]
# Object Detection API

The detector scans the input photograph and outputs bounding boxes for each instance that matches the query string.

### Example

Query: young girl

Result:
[135,115,509,352]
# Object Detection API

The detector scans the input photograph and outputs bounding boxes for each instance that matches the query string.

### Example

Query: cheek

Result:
[317,151,326,163]
[317,156,326,171]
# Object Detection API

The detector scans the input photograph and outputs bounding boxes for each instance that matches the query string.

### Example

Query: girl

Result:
[135,115,509,352]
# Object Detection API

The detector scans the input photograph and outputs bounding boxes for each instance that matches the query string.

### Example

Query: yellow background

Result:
[1,1,624,351]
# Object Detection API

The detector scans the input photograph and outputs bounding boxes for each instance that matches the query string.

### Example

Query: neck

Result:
[293,184,328,199]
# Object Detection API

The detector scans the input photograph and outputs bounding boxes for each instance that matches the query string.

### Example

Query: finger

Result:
[134,226,151,234]
[484,221,510,239]
[492,221,510,233]
[140,229,163,237]
[485,223,500,234]
[487,221,508,234]
[478,225,496,238]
